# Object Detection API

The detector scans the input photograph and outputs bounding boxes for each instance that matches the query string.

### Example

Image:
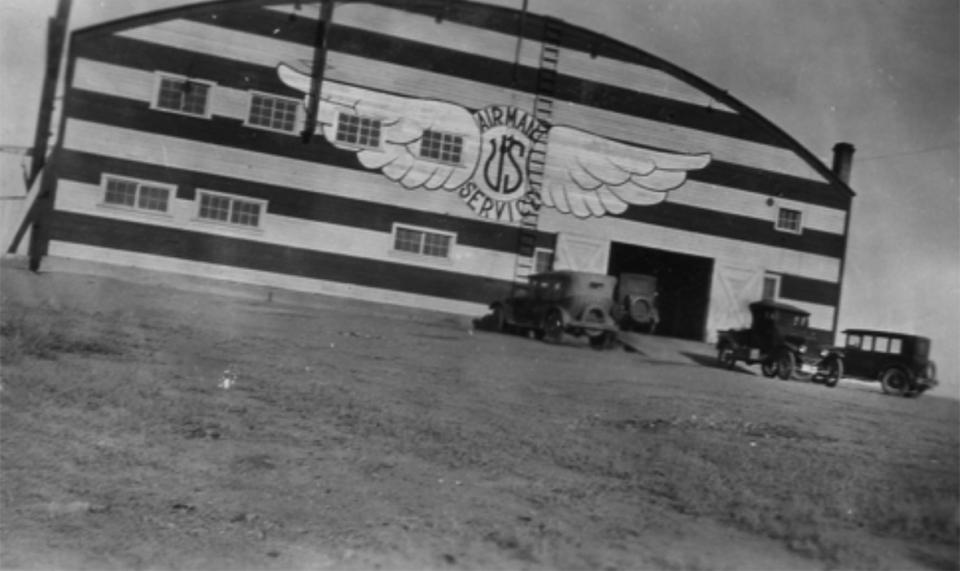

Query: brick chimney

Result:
[831,142,855,185]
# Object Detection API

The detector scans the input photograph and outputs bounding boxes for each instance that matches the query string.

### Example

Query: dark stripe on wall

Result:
[71,34,302,99]
[62,90,843,258]
[48,210,514,305]
[620,202,844,259]
[76,15,785,149]
[55,149,557,253]
[779,273,840,307]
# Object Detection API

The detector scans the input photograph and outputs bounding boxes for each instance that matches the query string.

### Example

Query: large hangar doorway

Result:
[607,242,714,341]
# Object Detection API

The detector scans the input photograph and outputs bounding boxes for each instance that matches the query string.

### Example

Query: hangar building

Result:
[18,0,855,342]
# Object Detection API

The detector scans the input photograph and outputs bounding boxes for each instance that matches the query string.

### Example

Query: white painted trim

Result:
[47,242,490,317]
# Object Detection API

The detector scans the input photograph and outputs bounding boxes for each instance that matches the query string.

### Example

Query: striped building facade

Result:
[29,0,854,342]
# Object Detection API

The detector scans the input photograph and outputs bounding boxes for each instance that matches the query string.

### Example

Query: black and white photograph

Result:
[1,1,957,569]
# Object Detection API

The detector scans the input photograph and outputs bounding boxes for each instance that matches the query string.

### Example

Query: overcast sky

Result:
[2,0,957,396]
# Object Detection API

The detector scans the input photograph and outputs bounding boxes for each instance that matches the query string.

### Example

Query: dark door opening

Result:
[607,242,714,341]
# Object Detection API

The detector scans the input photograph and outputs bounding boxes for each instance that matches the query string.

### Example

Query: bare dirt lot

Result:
[1,259,957,570]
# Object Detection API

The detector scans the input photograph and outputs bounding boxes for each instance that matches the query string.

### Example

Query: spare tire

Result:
[628,296,653,324]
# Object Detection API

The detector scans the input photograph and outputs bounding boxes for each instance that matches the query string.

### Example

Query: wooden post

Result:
[27,0,71,187]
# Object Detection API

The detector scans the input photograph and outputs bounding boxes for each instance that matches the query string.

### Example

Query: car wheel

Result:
[761,359,778,378]
[717,345,736,370]
[821,357,843,388]
[776,350,795,381]
[543,311,564,344]
[880,367,913,397]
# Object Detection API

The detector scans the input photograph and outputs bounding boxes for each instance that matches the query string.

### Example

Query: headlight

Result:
[798,345,807,354]
[819,349,829,358]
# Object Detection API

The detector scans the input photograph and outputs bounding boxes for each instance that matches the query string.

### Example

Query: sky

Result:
[1,0,958,397]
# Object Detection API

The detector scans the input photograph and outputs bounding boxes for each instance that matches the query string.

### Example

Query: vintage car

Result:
[716,299,840,385]
[828,329,939,397]
[489,271,619,349]
[610,273,660,333]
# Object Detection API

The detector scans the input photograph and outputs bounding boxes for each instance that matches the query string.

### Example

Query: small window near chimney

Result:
[775,207,803,234]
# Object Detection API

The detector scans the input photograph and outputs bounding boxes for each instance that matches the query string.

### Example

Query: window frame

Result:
[99,174,175,215]
[195,189,267,230]
[390,223,456,260]
[244,90,301,134]
[335,112,383,150]
[775,207,804,235]
[419,129,467,166]
[761,273,781,300]
[151,72,215,118]
[533,248,554,274]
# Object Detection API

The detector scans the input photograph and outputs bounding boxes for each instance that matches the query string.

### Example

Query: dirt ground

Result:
[1,258,957,571]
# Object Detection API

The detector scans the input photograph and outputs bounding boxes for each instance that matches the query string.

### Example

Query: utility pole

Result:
[27,0,71,187]
[301,0,335,143]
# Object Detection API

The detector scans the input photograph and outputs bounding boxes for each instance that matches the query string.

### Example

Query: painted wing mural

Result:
[277,63,480,191]
[277,63,711,221]
[542,126,713,217]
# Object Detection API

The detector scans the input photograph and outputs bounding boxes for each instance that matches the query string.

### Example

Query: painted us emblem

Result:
[457,105,549,222]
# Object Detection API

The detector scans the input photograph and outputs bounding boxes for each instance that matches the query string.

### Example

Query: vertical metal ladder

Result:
[511,17,562,294]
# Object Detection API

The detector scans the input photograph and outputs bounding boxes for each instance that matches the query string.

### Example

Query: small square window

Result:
[155,74,212,117]
[846,334,861,348]
[336,113,381,148]
[248,93,299,132]
[775,207,803,234]
[420,130,464,164]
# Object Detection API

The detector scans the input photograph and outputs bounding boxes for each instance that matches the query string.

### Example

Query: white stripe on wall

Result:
[113,17,822,182]
[53,178,519,281]
[62,119,486,223]
[268,2,736,112]
[538,208,842,284]
[47,242,489,317]
[62,114,847,244]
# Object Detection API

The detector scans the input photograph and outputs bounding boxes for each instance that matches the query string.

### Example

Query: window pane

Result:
[394,227,422,253]
[336,113,380,147]
[137,185,170,212]
[862,335,874,351]
[422,233,451,257]
[421,130,463,164]
[104,178,137,207]
[776,208,802,232]
[874,337,889,353]
[534,250,554,273]
[889,338,902,354]
[846,334,861,348]
[762,276,778,299]
[199,193,231,222]
[249,94,296,131]
[157,77,208,115]
[230,199,261,227]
